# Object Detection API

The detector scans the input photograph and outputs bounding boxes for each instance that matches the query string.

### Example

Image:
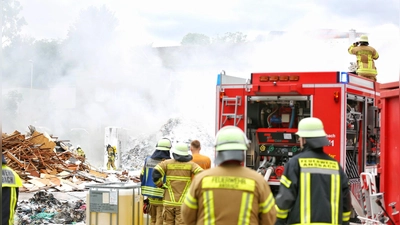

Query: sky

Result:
[18,0,400,46]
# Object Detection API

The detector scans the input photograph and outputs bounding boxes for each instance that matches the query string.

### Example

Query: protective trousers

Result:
[149,204,163,225]
[107,156,116,170]
[163,206,184,225]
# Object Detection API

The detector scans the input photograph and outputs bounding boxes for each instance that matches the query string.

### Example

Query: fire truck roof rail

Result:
[217,72,248,85]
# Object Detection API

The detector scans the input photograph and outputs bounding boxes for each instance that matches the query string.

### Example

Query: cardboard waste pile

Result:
[1,126,133,193]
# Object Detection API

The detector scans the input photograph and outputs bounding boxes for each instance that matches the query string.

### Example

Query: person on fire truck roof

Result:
[140,138,172,225]
[181,126,277,225]
[274,117,352,225]
[152,142,203,225]
[348,34,379,81]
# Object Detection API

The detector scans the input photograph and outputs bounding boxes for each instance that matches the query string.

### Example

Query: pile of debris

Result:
[16,191,86,225]
[121,117,215,170]
[2,126,113,192]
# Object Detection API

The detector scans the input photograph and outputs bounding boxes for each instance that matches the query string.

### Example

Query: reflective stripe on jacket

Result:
[275,145,352,225]
[154,159,202,207]
[2,165,23,225]
[181,165,277,225]
[141,157,165,204]
[2,165,23,188]
[348,44,379,75]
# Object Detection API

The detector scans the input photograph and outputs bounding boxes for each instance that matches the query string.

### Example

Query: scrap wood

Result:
[28,179,47,188]
[88,169,108,179]
[5,151,25,167]
[29,131,56,151]
[61,179,81,190]
[2,129,89,184]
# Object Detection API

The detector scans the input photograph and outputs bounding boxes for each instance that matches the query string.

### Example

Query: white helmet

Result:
[296,117,330,148]
[359,35,369,43]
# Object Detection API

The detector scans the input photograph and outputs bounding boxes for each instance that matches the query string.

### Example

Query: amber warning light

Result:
[259,75,299,82]
[334,91,340,102]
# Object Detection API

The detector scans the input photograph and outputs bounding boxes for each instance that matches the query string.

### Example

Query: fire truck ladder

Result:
[220,96,243,127]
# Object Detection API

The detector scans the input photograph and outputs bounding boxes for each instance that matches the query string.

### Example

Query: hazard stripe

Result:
[259,192,275,214]
[183,192,198,209]
[275,205,289,219]
[331,174,340,224]
[300,172,311,224]
[280,175,291,188]
[203,190,215,225]
[9,188,17,225]
[238,192,253,225]
[343,211,351,221]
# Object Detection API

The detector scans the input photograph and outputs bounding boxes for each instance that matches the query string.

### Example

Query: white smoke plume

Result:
[2,3,399,168]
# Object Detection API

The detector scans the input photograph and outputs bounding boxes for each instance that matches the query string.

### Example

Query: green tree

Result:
[65,5,118,47]
[2,90,23,128]
[2,37,63,89]
[1,0,27,46]
[212,32,247,44]
[181,33,211,46]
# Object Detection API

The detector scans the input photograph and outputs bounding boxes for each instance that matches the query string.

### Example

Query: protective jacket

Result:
[181,165,276,225]
[275,144,352,225]
[348,44,379,76]
[141,156,165,205]
[2,164,23,225]
[153,158,203,207]
[76,147,85,157]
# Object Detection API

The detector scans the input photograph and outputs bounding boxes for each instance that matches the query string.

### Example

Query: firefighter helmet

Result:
[214,126,250,165]
[156,138,172,151]
[359,35,369,43]
[296,117,330,148]
[296,117,327,137]
[172,143,189,156]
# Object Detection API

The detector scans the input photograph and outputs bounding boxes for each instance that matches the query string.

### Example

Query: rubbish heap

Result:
[16,191,86,225]
[2,118,215,224]
[1,125,111,192]
[120,117,215,169]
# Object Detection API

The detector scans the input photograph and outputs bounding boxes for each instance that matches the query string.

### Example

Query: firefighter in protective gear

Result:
[2,155,23,225]
[181,126,277,225]
[348,35,379,81]
[106,144,117,170]
[152,143,203,225]
[140,138,172,225]
[76,145,86,158]
[274,117,352,225]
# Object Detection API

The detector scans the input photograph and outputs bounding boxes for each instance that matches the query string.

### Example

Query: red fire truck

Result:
[215,71,400,224]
